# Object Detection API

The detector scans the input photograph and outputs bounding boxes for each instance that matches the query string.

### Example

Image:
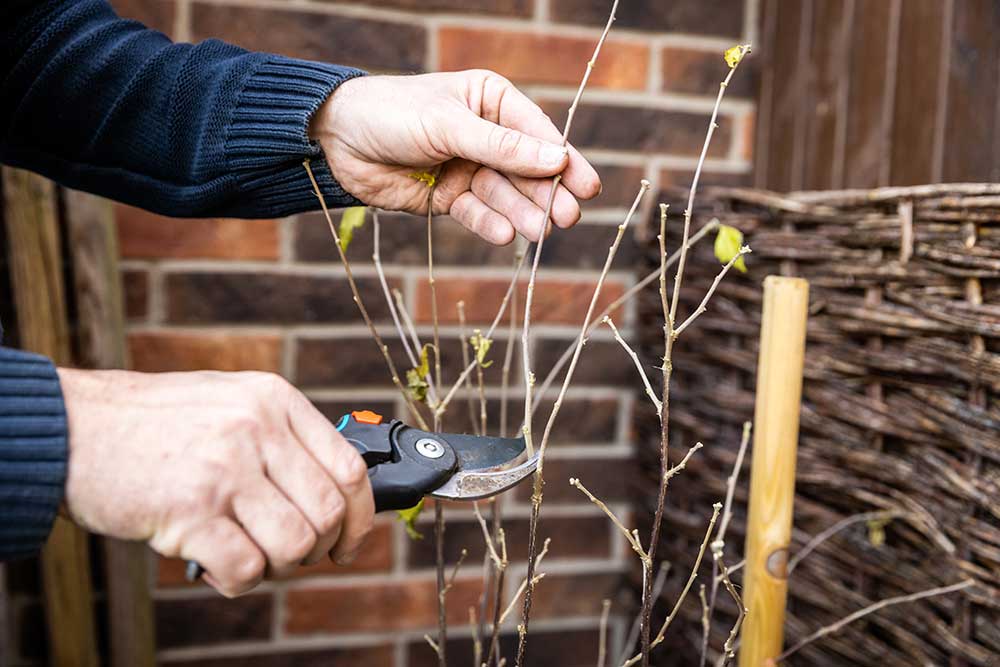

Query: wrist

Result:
[308,75,363,144]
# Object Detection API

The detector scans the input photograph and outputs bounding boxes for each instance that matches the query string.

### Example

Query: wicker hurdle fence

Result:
[636,184,1000,666]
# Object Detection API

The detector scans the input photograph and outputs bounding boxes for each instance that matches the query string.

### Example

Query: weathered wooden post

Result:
[738,275,809,666]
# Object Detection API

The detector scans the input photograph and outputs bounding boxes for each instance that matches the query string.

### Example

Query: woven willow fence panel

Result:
[636,184,999,666]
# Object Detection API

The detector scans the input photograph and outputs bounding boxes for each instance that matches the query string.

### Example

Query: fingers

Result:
[181,517,265,598]
[286,393,376,565]
[261,442,345,565]
[471,168,548,241]
[232,476,316,578]
[450,190,517,245]
[448,112,570,179]
[506,173,582,230]
[488,81,602,200]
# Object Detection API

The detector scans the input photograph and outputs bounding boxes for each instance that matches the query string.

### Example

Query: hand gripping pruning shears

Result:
[185,409,537,581]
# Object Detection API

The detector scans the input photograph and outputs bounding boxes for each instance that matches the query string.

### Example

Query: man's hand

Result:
[58,368,374,597]
[310,70,602,245]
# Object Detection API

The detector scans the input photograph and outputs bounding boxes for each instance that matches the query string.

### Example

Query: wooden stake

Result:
[2,168,100,667]
[738,276,809,667]
[65,189,156,667]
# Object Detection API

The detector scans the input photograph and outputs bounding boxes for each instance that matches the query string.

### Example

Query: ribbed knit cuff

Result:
[0,347,68,561]
[224,57,367,218]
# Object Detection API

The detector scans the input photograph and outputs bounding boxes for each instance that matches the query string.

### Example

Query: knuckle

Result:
[232,550,265,591]
[339,448,370,489]
[316,492,346,536]
[490,127,524,160]
[283,521,317,564]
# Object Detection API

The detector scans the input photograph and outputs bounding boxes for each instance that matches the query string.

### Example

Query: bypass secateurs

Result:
[185,409,536,581]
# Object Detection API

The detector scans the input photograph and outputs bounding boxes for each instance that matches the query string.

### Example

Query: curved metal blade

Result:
[430,452,539,501]
[439,433,526,472]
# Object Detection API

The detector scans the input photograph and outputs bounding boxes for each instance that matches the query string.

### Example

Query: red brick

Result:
[551,0,744,39]
[317,0,531,16]
[156,594,272,648]
[414,278,626,326]
[439,28,648,90]
[116,204,278,260]
[518,571,621,620]
[740,110,756,161]
[515,457,631,503]
[165,646,394,667]
[661,47,756,98]
[408,515,612,568]
[128,332,282,373]
[290,522,394,577]
[285,578,482,634]
[122,269,148,320]
[539,100,733,156]
[109,0,175,35]
[191,4,426,72]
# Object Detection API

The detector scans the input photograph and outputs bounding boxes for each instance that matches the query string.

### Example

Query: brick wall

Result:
[8,1,757,665]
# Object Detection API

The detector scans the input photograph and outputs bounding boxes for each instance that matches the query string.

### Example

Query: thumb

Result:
[448,112,569,178]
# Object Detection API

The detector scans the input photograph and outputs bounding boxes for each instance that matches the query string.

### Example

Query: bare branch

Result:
[703,422,752,667]
[787,510,906,574]
[303,161,429,430]
[673,246,751,337]
[373,209,417,366]
[665,442,704,482]
[619,563,670,667]
[604,316,661,415]
[774,580,975,663]
[598,599,612,667]
[533,219,720,410]
[571,477,645,560]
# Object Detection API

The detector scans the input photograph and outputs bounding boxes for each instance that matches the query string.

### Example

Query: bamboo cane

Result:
[738,276,810,666]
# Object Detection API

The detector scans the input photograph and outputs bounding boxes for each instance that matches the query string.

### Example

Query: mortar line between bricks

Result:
[126,323,628,339]
[394,639,408,667]
[526,84,755,114]
[533,0,549,23]
[174,0,191,42]
[305,385,628,401]
[646,39,662,94]
[155,615,609,662]
[272,583,288,643]
[148,262,166,326]
[278,215,296,265]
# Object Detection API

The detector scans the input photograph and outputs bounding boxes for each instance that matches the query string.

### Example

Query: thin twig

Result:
[598,598,612,667]
[787,510,906,574]
[571,478,646,561]
[665,442,704,482]
[623,503,721,667]
[427,192,443,394]
[773,580,975,663]
[499,247,523,438]
[532,219,719,410]
[373,209,417,366]
[702,422,752,667]
[303,161,429,430]
[434,502,447,667]
[619,563,670,666]
[458,301,481,435]
[604,316,661,414]
[712,551,745,667]
[519,178,646,666]
[501,539,551,626]
[673,246,751,337]
[642,46,750,666]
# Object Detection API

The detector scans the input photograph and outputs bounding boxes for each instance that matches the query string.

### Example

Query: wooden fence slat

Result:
[888,0,949,185]
[940,0,1000,182]
[2,168,99,667]
[843,0,896,188]
[65,189,156,667]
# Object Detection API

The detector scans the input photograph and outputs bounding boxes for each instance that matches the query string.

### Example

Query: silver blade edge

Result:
[430,452,539,500]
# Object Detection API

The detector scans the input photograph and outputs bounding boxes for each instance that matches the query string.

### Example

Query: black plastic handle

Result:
[337,415,457,512]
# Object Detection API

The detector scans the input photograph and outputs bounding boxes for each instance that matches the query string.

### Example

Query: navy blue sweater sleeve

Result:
[1,0,365,219]
[0,345,68,561]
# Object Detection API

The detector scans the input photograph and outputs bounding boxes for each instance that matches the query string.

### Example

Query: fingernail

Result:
[336,550,359,566]
[540,144,568,167]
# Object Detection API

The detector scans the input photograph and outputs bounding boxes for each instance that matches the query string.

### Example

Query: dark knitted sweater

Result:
[0,0,364,559]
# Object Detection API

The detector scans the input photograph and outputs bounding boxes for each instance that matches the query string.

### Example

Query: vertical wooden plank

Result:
[940,0,1000,182]
[738,276,810,667]
[801,0,851,190]
[759,0,809,191]
[843,0,896,188]
[64,189,156,667]
[753,0,778,189]
[2,168,100,667]
[888,0,949,185]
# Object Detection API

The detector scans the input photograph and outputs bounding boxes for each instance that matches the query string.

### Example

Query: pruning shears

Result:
[185,409,536,581]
